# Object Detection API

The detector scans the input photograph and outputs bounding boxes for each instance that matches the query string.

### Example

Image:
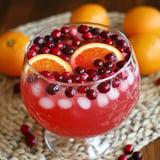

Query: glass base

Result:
[44,129,119,160]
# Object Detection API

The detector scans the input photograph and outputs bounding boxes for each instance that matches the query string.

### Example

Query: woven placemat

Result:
[1,12,160,160]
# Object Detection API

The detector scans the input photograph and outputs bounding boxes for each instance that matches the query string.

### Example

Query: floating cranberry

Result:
[45,84,60,95]
[55,42,64,49]
[69,28,77,36]
[27,50,36,59]
[72,39,81,46]
[51,47,62,56]
[53,72,63,81]
[91,28,101,35]
[41,46,50,53]
[41,71,52,77]
[98,67,111,75]
[112,78,121,88]
[104,61,114,69]
[62,76,73,84]
[87,69,97,75]
[25,133,38,147]
[13,82,20,94]
[93,59,104,67]
[116,60,126,69]
[34,36,45,46]
[62,45,75,56]
[45,41,54,48]
[61,26,70,34]
[62,72,71,77]
[105,53,117,62]
[71,74,81,82]
[45,35,54,41]
[118,154,128,160]
[100,31,111,38]
[78,25,89,33]
[20,124,32,135]
[83,32,93,39]
[86,89,97,100]
[87,73,100,82]
[97,81,110,93]
[77,86,89,93]
[65,87,76,97]
[116,39,128,48]
[61,34,70,41]
[124,144,134,154]
[61,54,70,61]
[75,66,86,74]
[30,44,40,52]
[132,151,143,160]
[51,29,62,38]
[104,38,113,45]
[111,34,121,41]
[80,73,89,80]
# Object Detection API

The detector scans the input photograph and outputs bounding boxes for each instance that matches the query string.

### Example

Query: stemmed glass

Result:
[20,22,140,159]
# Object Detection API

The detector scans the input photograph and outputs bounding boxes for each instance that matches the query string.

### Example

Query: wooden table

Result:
[0,0,160,159]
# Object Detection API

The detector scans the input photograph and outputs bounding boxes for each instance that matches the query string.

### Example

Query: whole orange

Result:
[70,3,109,25]
[0,31,30,77]
[129,33,160,75]
[123,6,160,36]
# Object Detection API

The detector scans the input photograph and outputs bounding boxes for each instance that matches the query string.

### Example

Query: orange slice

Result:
[70,42,123,69]
[25,54,72,74]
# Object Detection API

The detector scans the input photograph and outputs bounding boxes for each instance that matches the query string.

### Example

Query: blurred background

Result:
[0,0,160,34]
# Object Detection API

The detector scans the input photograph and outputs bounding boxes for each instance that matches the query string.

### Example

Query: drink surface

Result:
[21,23,140,138]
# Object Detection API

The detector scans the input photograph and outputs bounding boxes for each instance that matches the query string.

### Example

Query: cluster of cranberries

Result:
[27,24,131,99]
[20,124,38,147]
[118,144,143,160]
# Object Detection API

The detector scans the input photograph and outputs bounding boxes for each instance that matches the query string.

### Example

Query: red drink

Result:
[21,23,140,138]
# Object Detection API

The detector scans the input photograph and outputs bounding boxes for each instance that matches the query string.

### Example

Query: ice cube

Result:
[31,82,42,97]
[97,94,108,107]
[77,97,91,110]
[128,71,134,85]
[39,97,55,109]
[120,81,129,92]
[108,88,119,100]
[58,99,72,109]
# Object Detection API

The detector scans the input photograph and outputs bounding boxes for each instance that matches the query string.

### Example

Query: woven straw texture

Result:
[1,12,160,160]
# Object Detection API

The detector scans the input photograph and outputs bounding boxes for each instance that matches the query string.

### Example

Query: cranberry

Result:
[116,39,128,48]
[75,66,86,74]
[27,50,36,59]
[97,81,111,93]
[111,34,121,41]
[91,28,101,35]
[25,133,38,147]
[86,89,97,100]
[51,47,62,56]
[100,31,111,38]
[61,54,70,61]
[20,124,32,135]
[72,39,81,46]
[118,70,128,80]
[65,87,76,97]
[53,72,63,81]
[77,86,89,93]
[51,29,62,38]
[105,53,117,62]
[13,82,20,94]
[98,67,111,75]
[104,61,114,69]
[62,45,75,56]
[104,38,113,45]
[132,151,143,160]
[41,47,50,53]
[30,44,39,52]
[62,72,71,77]
[41,71,52,77]
[45,41,54,48]
[69,28,77,36]
[83,32,93,39]
[78,25,89,33]
[71,74,81,82]
[61,34,70,41]
[80,73,89,80]
[124,144,134,154]
[61,26,70,34]
[87,69,97,75]
[45,35,54,41]
[93,59,104,67]
[45,84,60,95]
[112,78,121,88]
[116,60,126,69]
[62,76,73,84]
[55,42,64,49]
[118,154,128,160]
[34,36,45,46]
[87,73,100,82]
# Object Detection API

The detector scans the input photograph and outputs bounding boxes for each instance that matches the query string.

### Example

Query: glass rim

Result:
[24,22,133,87]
